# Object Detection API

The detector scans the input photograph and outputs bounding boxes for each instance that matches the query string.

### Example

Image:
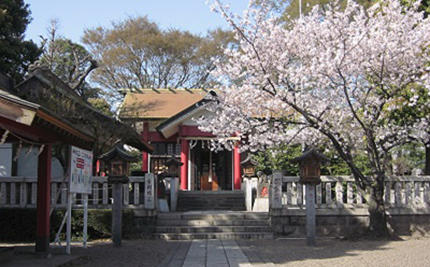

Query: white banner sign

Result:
[69,146,93,194]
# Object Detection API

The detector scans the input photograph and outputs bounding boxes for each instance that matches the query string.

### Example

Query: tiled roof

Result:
[119,89,208,119]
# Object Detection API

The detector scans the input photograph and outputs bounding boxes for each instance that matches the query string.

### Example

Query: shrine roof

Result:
[119,89,210,119]
[0,88,94,148]
[98,143,138,162]
[13,67,153,152]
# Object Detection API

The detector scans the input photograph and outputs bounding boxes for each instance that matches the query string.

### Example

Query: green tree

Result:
[253,145,302,175]
[0,0,41,83]
[82,16,234,101]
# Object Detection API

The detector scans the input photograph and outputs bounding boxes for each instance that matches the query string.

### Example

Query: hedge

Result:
[0,208,136,242]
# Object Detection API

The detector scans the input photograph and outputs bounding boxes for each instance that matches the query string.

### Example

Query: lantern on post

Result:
[292,149,327,185]
[292,148,328,246]
[165,156,183,178]
[161,156,183,212]
[99,143,138,178]
[99,143,137,247]
[241,154,257,178]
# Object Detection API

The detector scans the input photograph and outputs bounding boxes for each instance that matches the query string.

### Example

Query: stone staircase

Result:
[154,211,273,240]
[176,191,246,211]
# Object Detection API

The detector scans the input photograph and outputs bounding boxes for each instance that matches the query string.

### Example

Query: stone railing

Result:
[0,176,151,209]
[271,175,430,214]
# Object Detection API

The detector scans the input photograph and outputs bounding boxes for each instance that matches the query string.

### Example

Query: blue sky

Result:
[24,0,250,44]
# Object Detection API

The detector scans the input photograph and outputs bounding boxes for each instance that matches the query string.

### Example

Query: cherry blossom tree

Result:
[198,0,430,236]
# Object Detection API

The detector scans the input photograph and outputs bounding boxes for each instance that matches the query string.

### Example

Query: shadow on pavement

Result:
[238,238,392,265]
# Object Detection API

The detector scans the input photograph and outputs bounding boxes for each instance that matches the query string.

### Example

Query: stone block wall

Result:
[271,209,430,237]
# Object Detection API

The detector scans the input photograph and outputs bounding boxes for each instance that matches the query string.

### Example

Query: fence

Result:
[0,176,150,209]
[270,175,430,214]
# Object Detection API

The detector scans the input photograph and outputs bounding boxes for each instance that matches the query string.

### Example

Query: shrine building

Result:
[119,89,243,191]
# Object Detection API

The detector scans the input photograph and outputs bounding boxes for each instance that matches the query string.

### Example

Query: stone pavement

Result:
[161,239,274,267]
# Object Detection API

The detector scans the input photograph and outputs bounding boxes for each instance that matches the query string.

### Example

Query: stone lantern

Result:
[165,156,183,178]
[99,143,137,178]
[241,154,257,178]
[292,149,327,185]
[99,143,137,247]
[292,148,328,246]
[161,156,183,212]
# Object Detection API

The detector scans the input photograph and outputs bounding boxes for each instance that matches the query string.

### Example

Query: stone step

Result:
[157,212,269,221]
[177,191,246,211]
[176,204,246,211]
[154,232,274,240]
[155,225,272,233]
[154,211,273,240]
[178,191,245,196]
[156,219,269,227]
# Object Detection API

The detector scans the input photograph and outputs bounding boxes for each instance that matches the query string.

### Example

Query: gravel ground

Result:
[238,236,430,267]
[2,236,430,266]
[0,239,179,267]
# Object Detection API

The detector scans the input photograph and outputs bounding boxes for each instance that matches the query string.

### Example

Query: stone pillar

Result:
[36,144,52,253]
[271,171,283,209]
[233,144,241,190]
[180,139,189,190]
[108,176,129,247]
[305,184,316,246]
[170,177,179,211]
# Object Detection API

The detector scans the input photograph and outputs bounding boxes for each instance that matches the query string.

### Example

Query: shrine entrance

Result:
[189,141,233,191]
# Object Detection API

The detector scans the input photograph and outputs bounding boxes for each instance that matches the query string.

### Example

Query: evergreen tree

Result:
[0,0,41,83]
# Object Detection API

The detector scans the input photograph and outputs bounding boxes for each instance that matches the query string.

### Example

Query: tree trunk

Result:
[425,145,430,175]
[367,175,390,237]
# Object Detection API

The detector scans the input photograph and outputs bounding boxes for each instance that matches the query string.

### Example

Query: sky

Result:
[24,0,250,44]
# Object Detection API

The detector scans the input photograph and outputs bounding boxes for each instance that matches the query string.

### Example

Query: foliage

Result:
[401,0,430,16]
[87,97,113,116]
[200,0,430,236]
[391,143,425,175]
[128,149,143,173]
[321,149,353,175]
[0,0,41,83]
[82,16,235,102]
[253,145,372,176]
[0,209,136,242]
[386,75,430,174]
[253,144,301,175]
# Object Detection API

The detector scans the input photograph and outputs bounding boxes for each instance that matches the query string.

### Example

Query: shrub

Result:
[0,208,136,242]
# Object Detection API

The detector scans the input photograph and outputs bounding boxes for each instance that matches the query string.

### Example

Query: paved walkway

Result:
[161,240,262,267]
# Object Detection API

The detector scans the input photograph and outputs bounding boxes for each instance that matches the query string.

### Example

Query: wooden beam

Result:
[37,110,93,143]
[179,125,214,137]
[0,117,53,142]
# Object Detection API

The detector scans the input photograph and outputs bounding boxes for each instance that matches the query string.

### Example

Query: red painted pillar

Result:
[142,122,149,172]
[234,144,241,190]
[36,144,52,253]
[96,160,100,175]
[180,139,189,190]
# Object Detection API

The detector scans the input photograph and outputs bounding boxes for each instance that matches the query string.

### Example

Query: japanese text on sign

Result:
[69,146,93,194]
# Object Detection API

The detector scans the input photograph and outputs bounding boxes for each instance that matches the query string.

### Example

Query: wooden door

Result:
[199,150,218,191]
